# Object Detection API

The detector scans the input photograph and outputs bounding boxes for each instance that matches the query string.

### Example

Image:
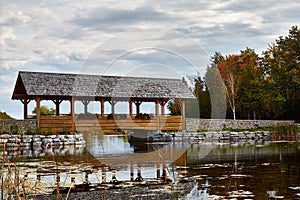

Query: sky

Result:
[1,0,300,119]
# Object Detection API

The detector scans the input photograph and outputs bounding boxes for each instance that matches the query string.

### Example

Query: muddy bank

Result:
[34,181,197,200]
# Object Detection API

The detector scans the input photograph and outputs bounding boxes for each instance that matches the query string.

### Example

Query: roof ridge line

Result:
[19,71,181,81]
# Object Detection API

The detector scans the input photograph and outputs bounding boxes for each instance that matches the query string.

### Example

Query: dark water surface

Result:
[4,133,300,199]
[82,134,300,199]
[186,141,300,199]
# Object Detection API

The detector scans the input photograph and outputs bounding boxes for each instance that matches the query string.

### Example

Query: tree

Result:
[167,99,181,116]
[236,48,262,119]
[191,75,211,118]
[205,52,227,119]
[167,75,211,118]
[260,26,300,121]
[32,106,56,116]
[0,111,14,120]
[216,54,244,120]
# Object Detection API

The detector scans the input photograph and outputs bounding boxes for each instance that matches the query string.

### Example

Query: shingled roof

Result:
[12,71,195,100]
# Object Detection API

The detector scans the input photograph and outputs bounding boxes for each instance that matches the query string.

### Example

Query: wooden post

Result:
[110,100,116,115]
[53,100,62,116]
[36,97,41,127]
[70,97,75,132]
[82,100,90,114]
[136,103,139,115]
[23,96,29,119]
[181,99,186,130]
[101,98,105,117]
[102,165,106,199]
[157,164,161,180]
[162,164,167,182]
[134,101,141,115]
[56,101,60,116]
[129,99,133,117]
[137,166,142,181]
[130,163,134,182]
[155,100,160,131]
[160,100,166,116]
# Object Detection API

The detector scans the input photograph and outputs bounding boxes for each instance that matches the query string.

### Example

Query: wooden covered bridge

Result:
[12,71,195,133]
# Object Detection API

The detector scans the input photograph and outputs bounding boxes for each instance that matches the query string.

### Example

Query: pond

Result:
[1,133,300,199]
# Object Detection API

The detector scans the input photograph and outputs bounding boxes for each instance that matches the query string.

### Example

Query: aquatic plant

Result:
[270,124,298,141]
[0,155,25,199]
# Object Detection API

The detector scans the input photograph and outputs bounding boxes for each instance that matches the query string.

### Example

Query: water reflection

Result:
[1,133,300,199]
[186,141,300,199]
[86,134,133,156]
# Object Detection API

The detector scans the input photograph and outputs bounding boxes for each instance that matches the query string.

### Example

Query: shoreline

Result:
[34,180,197,200]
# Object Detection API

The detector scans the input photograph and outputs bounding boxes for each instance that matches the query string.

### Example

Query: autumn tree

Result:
[217,54,244,120]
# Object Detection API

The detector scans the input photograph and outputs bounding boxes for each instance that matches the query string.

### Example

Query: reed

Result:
[0,155,23,200]
[270,124,298,141]
[0,152,76,200]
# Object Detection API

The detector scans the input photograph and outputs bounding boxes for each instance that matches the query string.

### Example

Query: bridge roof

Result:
[12,71,195,101]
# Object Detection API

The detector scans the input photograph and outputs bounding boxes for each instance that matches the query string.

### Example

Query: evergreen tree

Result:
[260,26,300,121]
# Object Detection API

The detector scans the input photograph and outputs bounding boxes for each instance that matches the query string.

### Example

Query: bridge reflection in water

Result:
[2,133,300,199]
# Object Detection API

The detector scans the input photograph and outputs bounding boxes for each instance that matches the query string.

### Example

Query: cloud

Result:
[1,0,300,118]
[73,6,178,33]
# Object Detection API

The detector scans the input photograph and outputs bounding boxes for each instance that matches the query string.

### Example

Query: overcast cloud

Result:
[1,0,300,118]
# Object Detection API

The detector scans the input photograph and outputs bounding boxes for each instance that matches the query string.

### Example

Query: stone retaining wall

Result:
[186,118,295,131]
[0,119,37,133]
[0,118,295,133]
[0,133,85,150]
[0,133,85,159]
[173,130,271,141]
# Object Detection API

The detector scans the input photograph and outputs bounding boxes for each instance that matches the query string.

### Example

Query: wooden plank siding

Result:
[39,116,183,132]
[40,115,73,133]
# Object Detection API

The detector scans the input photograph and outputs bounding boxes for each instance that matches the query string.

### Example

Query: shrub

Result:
[135,113,153,120]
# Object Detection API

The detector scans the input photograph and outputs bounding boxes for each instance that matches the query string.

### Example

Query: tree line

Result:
[168,26,300,122]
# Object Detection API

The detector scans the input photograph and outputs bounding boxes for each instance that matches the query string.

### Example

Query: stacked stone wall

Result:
[0,119,37,133]
[0,118,295,133]
[186,118,294,131]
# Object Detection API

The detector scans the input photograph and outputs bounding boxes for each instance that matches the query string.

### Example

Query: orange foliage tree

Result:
[217,54,244,120]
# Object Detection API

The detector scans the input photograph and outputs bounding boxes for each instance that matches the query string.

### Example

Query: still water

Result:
[3,133,300,199]
[83,134,300,199]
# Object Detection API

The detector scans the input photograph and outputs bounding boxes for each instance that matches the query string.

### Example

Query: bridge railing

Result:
[39,115,183,132]
[75,115,183,131]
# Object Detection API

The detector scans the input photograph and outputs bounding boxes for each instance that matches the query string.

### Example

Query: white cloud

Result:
[0,27,16,45]
[1,0,300,118]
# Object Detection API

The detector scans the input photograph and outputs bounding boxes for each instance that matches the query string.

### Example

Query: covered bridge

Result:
[12,71,195,133]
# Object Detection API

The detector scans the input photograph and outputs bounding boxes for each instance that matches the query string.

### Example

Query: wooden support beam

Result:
[109,100,116,115]
[36,97,41,127]
[129,99,133,117]
[52,100,63,116]
[134,101,141,115]
[22,96,31,119]
[70,97,75,132]
[160,100,167,116]
[155,100,160,131]
[130,163,134,182]
[101,165,107,198]
[155,100,159,117]
[81,100,90,114]
[100,98,105,117]
[181,99,186,130]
